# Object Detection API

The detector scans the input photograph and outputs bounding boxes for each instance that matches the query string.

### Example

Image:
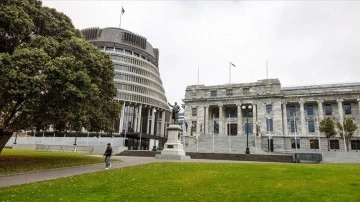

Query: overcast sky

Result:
[42,0,360,107]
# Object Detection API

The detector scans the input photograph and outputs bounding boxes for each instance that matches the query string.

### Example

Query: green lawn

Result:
[0,149,104,175]
[0,162,359,202]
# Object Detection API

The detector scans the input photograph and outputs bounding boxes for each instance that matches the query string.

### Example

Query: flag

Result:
[122,7,125,15]
[230,62,236,67]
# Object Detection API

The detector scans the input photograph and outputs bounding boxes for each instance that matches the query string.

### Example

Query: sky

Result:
[42,0,360,108]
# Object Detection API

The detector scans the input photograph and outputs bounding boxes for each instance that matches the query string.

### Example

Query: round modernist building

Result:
[81,27,170,150]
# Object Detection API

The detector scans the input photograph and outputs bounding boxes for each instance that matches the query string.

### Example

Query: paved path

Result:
[0,156,254,188]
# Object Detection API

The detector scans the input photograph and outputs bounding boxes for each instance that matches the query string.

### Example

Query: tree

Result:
[0,0,121,153]
[319,118,336,151]
[336,118,358,152]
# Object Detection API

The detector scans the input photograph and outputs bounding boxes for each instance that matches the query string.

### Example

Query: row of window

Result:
[288,103,352,116]
[116,92,167,109]
[101,46,157,67]
[210,88,250,97]
[115,82,167,102]
[292,139,360,150]
[114,72,165,94]
[114,64,162,84]
[109,54,159,74]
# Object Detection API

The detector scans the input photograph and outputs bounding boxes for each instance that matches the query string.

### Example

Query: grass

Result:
[0,162,359,202]
[0,149,104,175]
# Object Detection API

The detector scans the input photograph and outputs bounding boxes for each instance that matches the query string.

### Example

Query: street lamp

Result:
[242,104,252,154]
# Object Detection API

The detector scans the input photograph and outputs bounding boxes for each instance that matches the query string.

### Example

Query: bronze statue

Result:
[168,102,180,124]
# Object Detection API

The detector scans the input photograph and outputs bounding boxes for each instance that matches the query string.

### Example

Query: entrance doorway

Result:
[268,139,274,152]
[227,124,237,136]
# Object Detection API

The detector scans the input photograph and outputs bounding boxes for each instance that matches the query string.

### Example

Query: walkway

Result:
[0,156,255,188]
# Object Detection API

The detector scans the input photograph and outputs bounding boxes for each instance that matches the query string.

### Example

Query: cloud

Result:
[42,0,360,107]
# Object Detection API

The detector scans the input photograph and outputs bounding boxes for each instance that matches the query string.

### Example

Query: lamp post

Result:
[242,104,252,154]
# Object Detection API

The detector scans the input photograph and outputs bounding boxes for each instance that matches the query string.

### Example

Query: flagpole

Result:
[229,62,231,84]
[266,59,268,80]
[197,66,199,85]
[119,3,124,28]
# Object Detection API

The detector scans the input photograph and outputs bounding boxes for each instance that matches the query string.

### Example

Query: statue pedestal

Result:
[155,124,191,160]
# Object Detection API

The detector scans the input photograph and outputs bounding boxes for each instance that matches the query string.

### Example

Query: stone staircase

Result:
[117,150,294,163]
[182,134,268,155]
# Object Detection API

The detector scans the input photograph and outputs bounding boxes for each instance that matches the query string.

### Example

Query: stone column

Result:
[151,108,156,135]
[337,99,344,124]
[252,104,257,135]
[282,102,288,135]
[299,99,306,136]
[357,99,360,119]
[219,104,224,135]
[237,104,242,135]
[205,106,209,134]
[119,102,126,133]
[146,108,151,134]
[133,106,138,132]
[317,100,324,121]
[160,110,165,137]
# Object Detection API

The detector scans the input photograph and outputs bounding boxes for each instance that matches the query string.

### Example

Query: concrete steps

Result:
[182,135,268,154]
[117,150,294,163]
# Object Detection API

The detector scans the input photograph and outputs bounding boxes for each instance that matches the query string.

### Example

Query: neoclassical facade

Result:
[183,79,360,152]
[81,27,170,149]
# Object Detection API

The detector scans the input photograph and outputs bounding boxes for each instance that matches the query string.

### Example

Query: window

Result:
[229,110,237,118]
[266,104,273,114]
[105,47,114,51]
[291,138,300,149]
[308,121,315,132]
[226,89,233,96]
[289,106,296,116]
[306,105,314,116]
[191,121,197,132]
[266,119,273,132]
[243,110,253,117]
[243,88,250,95]
[192,108,197,116]
[325,104,332,115]
[330,140,339,149]
[290,120,297,132]
[244,123,253,134]
[125,50,132,55]
[351,140,360,150]
[344,103,351,115]
[210,90,217,97]
[310,139,319,149]
[115,48,123,52]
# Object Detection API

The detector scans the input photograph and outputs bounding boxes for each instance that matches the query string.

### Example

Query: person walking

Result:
[103,143,113,169]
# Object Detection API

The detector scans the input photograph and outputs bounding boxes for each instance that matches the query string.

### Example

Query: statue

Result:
[168,102,180,124]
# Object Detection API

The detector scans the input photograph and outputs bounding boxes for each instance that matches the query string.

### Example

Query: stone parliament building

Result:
[183,79,360,153]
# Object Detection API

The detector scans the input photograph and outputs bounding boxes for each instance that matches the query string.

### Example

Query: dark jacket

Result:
[104,146,113,157]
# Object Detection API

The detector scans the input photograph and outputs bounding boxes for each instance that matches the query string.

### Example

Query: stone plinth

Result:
[155,124,190,160]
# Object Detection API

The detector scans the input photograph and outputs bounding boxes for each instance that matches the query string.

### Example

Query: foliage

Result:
[337,118,358,151]
[0,162,360,201]
[0,149,104,175]
[0,0,121,153]
[319,117,336,151]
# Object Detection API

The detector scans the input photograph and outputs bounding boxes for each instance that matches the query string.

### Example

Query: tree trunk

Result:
[0,130,13,154]
[327,138,330,151]
[346,137,351,152]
